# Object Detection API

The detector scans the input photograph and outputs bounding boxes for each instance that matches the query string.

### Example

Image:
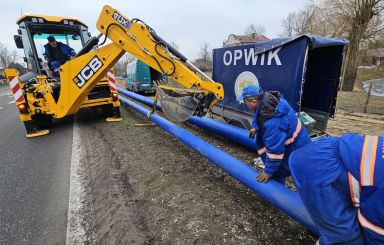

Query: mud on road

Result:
[74,100,314,244]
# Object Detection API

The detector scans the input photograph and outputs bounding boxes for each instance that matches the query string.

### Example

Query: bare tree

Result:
[114,53,135,77]
[244,24,266,36]
[0,42,19,69]
[333,0,384,91]
[197,42,211,63]
[169,41,179,51]
[281,13,296,37]
[281,0,384,91]
[194,42,212,72]
[281,0,322,36]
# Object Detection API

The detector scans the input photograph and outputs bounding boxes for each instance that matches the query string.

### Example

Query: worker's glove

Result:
[249,128,257,139]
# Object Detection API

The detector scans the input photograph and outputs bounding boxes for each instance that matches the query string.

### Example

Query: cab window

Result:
[33,33,83,61]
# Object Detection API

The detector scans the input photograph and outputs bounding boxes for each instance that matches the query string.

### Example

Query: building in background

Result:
[223,33,269,47]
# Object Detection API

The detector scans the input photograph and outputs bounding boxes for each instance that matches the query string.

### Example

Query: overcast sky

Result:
[0,0,307,61]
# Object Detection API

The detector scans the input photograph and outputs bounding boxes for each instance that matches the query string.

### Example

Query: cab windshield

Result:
[33,33,83,60]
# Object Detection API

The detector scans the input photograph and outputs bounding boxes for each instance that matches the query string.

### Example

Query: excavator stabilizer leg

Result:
[26,130,50,138]
[105,106,122,122]
[23,120,50,138]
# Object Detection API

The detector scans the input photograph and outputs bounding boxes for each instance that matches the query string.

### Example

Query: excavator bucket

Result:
[155,86,203,122]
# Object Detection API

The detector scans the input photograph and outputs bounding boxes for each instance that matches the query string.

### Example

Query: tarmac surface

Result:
[0,85,73,245]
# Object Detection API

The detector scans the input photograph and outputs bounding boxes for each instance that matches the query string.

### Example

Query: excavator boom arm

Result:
[49,5,223,119]
[96,5,224,100]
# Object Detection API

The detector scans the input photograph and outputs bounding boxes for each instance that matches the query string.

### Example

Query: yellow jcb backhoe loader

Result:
[5,5,224,138]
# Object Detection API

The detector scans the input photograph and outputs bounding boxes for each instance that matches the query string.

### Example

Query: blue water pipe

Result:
[117,88,257,151]
[119,95,318,234]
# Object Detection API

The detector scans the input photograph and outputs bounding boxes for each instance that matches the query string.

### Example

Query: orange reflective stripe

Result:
[348,172,360,208]
[360,136,378,186]
[358,209,384,236]
[266,152,284,160]
[360,136,368,185]
[370,136,378,185]
[285,137,294,145]
[285,120,302,145]
[257,147,266,155]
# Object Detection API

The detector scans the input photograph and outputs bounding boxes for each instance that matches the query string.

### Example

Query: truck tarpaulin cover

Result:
[212,35,347,115]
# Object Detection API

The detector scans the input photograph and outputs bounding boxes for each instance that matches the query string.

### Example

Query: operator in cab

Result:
[289,133,384,245]
[237,84,311,184]
[43,36,76,76]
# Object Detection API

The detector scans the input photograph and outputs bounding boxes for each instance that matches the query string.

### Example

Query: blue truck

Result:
[211,35,348,134]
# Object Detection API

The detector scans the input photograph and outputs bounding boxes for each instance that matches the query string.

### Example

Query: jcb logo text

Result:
[73,56,103,88]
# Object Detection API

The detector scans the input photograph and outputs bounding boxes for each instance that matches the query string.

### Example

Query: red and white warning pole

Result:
[4,68,28,114]
[107,69,117,92]
[7,75,25,103]
[107,69,119,101]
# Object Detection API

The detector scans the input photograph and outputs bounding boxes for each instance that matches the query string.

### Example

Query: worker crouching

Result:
[289,133,384,245]
[237,84,311,184]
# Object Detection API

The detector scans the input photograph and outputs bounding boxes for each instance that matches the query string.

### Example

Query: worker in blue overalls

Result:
[289,133,384,244]
[43,36,76,76]
[237,84,311,183]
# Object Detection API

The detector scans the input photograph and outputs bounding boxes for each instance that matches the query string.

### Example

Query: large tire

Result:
[228,120,246,129]
[227,118,252,129]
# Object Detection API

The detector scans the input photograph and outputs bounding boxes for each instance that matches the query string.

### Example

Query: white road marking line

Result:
[0,107,3,110]
[8,95,13,98]
[66,121,90,244]
[8,100,15,104]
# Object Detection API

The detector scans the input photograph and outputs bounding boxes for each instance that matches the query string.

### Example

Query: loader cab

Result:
[15,14,91,79]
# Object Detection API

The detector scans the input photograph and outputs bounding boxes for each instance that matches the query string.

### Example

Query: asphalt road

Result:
[0,85,73,244]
